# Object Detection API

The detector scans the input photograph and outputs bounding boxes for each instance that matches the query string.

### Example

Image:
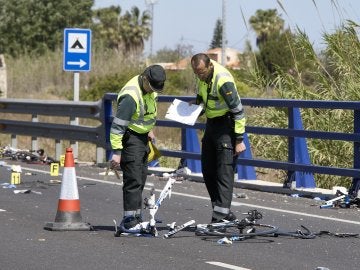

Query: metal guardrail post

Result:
[55,139,62,161]
[96,147,104,164]
[182,128,201,173]
[293,108,315,188]
[350,109,360,197]
[11,134,17,148]
[31,114,38,151]
[104,97,113,161]
[284,107,316,189]
[286,107,296,188]
[236,133,257,180]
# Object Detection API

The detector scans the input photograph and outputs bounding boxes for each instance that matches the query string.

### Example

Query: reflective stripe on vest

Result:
[210,71,232,111]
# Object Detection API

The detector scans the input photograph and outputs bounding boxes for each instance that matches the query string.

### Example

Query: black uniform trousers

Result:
[201,114,237,220]
[120,130,149,214]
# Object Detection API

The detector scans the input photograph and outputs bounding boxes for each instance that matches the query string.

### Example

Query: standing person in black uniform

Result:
[110,65,166,231]
[190,53,246,223]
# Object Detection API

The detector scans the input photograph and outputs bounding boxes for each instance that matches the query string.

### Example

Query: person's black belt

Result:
[207,113,232,124]
[127,129,148,137]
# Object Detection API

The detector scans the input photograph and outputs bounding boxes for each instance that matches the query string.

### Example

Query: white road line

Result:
[10,165,360,226]
[2,166,60,175]
[76,175,360,225]
[0,209,6,212]
[78,175,123,185]
[231,201,360,225]
[170,192,360,225]
[206,261,251,270]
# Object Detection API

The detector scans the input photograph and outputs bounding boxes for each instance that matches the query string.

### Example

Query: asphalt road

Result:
[0,160,359,270]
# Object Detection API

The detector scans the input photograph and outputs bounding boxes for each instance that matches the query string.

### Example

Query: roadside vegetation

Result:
[0,0,358,189]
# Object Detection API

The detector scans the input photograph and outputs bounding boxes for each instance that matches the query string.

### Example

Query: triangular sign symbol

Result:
[71,39,84,49]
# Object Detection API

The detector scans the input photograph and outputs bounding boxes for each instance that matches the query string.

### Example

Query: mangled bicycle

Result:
[0,145,56,164]
[194,210,279,242]
[113,177,195,238]
[111,175,358,241]
[112,176,277,240]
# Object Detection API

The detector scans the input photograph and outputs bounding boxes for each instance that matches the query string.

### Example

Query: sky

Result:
[93,0,360,55]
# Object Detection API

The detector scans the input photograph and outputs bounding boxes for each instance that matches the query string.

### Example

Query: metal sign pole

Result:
[63,28,92,162]
[70,72,80,159]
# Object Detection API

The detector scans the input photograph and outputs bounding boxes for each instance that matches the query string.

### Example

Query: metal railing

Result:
[103,94,360,196]
[0,95,359,195]
[0,98,106,161]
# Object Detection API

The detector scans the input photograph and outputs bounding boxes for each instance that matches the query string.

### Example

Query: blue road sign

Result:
[63,28,91,72]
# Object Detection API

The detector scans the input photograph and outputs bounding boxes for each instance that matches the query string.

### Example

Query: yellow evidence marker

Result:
[11,172,21,185]
[50,163,60,176]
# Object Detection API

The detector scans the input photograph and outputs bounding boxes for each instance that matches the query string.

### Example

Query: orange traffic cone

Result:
[44,147,91,231]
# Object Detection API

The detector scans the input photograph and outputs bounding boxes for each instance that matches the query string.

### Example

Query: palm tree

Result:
[92,6,123,51]
[119,7,151,55]
[92,6,151,55]
[249,9,284,46]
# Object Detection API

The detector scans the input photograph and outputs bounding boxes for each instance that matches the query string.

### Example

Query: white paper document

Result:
[165,98,203,126]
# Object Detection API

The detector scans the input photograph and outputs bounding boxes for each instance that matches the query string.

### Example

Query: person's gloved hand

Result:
[110,160,120,170]
[110,154,121,170]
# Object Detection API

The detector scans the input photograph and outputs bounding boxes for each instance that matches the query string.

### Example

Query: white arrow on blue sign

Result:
[63,28,91,72]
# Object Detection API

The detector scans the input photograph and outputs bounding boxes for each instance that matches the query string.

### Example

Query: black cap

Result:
[144,65,166,91]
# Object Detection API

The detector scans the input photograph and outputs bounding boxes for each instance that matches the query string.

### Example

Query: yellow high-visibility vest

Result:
[117,75,157,133]
[197,60,236,118]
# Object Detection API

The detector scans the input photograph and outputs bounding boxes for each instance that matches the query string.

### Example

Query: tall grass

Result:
[247,20,360,189]
[5,46,146,99]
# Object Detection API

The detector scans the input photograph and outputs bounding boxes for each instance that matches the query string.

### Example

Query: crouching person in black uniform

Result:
[110,65,166,230]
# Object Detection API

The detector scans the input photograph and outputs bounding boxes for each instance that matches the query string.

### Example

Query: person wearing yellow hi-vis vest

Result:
[110,65,166,231]
[190,53,246,223]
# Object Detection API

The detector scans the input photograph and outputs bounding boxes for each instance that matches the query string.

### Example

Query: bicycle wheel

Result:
[195,222,278,238]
